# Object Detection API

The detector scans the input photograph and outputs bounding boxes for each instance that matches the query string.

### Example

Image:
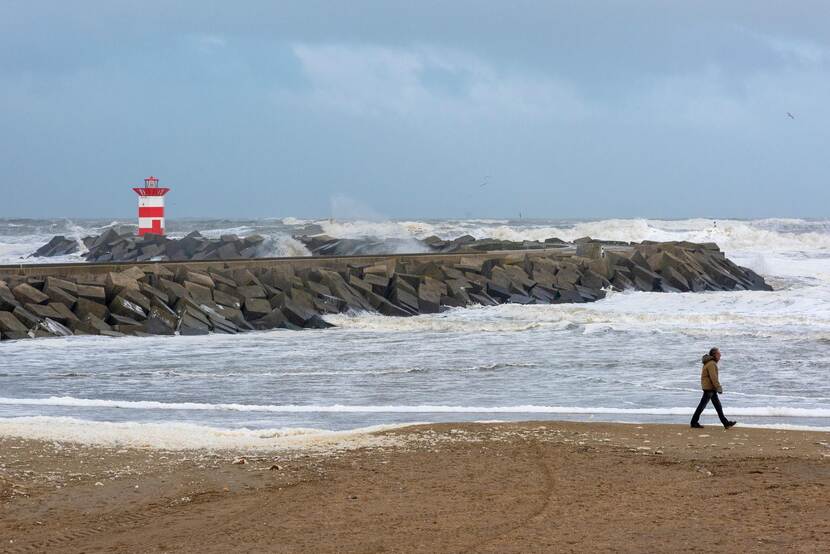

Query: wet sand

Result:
[1,421,829,553]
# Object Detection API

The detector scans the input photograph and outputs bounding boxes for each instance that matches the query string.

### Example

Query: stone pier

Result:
[0,241,771,341]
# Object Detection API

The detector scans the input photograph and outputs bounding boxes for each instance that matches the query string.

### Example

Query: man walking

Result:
[690,347,737,429]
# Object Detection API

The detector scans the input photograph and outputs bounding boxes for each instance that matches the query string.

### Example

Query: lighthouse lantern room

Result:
[132,176,171,236]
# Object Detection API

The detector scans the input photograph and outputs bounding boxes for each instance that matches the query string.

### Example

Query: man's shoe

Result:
[724,421,737,429]
[690,423,704,428]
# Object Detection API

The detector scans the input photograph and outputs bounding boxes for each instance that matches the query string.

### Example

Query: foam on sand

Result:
[0,416,408,451]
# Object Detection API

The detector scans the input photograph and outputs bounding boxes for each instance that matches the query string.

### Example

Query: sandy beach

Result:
[1,421,828,553]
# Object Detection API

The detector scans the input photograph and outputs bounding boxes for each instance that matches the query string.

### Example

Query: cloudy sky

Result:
[1,1,828,219]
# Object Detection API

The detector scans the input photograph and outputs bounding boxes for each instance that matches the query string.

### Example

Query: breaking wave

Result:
[1,397,829,418]
[3,217,830,265]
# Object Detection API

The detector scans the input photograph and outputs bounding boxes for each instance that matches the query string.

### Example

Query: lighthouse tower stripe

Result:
[138,218,164,235]
[138,217,165,229]
[139,206,164,217]
[138,196,165,207]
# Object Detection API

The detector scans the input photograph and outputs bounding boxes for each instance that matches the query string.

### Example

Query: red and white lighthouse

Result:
[132,176,170,236]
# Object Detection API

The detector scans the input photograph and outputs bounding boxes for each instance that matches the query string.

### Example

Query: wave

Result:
[1,397,828,418]
[310,217,830,255]
[326,294,830,337]
[3,217,830,266]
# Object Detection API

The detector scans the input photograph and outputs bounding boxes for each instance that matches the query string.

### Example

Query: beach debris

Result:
[232,457,247,465]
[695,465,713,477]
[269,464,283,471]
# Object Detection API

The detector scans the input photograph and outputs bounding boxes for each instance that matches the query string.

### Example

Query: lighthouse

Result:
[132,176,170,236]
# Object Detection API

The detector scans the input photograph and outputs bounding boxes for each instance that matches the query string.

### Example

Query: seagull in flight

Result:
[787,112,795,120]
[479,175,490,188]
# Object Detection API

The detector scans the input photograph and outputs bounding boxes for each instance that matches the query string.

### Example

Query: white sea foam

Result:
[3,217,830,265]
[1,416,825,450]
[1,397,828,418]
[0,416,407,451]
[258,235,312,257]
[307,217,830,256]
[280,217,312,225]
[736,423,830,432]
[326,288,830,339]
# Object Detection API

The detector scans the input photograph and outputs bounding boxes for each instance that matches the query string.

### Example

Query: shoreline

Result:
[2,420,828,552]
[1,414,829,451]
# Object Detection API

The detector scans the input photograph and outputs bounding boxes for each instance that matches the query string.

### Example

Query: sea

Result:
[1,217,829,448]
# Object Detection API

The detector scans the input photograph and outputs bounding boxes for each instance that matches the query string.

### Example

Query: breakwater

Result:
[0,240,770,341]
[29,227,572,262]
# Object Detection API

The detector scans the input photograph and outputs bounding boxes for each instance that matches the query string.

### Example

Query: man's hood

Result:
[702,354,715,364]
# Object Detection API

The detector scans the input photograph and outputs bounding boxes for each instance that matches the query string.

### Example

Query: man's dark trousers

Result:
[691,390,729,426]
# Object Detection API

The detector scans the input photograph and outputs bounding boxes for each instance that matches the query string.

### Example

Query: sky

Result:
[1,1,829,220]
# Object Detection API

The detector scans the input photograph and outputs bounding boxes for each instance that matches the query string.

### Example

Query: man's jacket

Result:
[700,354,722,393]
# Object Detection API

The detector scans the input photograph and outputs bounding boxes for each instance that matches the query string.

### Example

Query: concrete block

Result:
[306,280,333,298]
[107,313,141,327]
[158,278,190,303]
[175,298,211,327]
[12,283,49,305]
[147,298,178,331]
[184,281,213,305]
[50,302,79,324]
[109,295,147,320]
[45,276,78,294]
[0,285,21,311]
[236,285,266,299]
[530,285,558,303]
[185,271,215,289]
[25,302,62,321]
[76,314,112,334]
[501,265,535,289]
[138,282,169,304]
[0,311,28,334]
[119,266,147,282]
[243,297,271,320]
[507,293,534,304]
[348,275,373,295]
[209,272,238,288]
[388,284,420,313]
[142,315,176,335]
[575,285,602,302]
[555,289,585,303]
[468,292,499,306]
[76,284,106,302]
[37,318,73,337]
[45,285,78,308]
[120,288,151,313]
[213,288,242,309]
[486,282,511,301]
[252,308,289,330]
[233,269,262,287]
[579,269,610,291]
[74,297,109,321]
[105,272,140,297]
[313,294,344,313]
[319,270,374,312]
[281,296,318,327]
[362,290,413,316]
